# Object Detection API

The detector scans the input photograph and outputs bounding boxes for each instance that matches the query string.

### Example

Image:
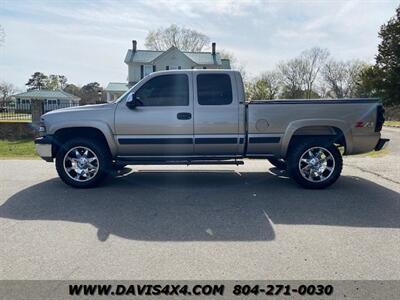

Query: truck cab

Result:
[115,70,245,158]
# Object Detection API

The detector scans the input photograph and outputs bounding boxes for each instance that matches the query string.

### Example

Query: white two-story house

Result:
[105,40,231,102]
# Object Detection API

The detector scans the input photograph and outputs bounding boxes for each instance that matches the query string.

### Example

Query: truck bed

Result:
[245,98,382,156]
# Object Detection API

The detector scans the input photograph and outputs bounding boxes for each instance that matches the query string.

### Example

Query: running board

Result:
[115,159,244,166]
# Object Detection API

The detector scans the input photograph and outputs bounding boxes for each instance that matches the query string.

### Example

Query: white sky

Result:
[0,0,398,90]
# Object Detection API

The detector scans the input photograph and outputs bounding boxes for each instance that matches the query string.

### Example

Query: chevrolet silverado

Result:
[35,70,389,189]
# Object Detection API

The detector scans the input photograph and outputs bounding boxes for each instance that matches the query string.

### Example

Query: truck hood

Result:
[41,103,117,133]
[43,103,114,117]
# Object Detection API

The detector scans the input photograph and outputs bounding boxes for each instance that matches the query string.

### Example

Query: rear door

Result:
[114,72,194,157]
[193,72,240,155]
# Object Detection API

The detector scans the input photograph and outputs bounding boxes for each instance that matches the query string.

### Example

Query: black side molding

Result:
[119,137,243,145]
[119,138,192,145]
[249,137,280,144]
[195,138,237,144]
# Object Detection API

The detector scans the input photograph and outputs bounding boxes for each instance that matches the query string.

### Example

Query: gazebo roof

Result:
[13,89,80,101]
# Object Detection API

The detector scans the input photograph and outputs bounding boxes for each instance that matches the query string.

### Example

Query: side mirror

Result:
[126,93,140,109]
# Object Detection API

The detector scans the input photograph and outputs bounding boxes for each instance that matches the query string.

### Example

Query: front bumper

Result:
[34,136,53,162]
[375,138,390,151]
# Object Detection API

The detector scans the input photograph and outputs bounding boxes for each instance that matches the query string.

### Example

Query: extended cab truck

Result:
[35,70,389,189]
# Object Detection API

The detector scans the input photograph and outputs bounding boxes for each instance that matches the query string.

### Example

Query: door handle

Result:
[177,112,192,120]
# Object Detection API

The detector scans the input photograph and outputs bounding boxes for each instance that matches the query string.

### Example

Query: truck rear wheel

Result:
[287,139,342,189]
[55,138,111,188]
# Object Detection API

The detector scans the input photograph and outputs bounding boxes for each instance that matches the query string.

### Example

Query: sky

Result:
[0,0,398,90]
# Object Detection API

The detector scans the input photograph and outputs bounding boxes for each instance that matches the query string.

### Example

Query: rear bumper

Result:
[34,136,53,162]
[375,138,390,151]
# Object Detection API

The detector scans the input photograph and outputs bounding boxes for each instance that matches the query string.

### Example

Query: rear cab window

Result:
[197,74,233,105]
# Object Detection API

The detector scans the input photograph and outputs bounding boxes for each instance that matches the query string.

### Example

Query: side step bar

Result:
[115,159,244,166]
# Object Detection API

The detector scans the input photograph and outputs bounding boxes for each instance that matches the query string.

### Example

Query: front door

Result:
[114,72,194,157]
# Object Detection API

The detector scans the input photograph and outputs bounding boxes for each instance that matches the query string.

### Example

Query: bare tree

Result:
[247,71,281,100]
[0,82,18,108]
[278,47,329,99]
[278,57,306,98]
[145,24,210,52]
[0,25,5,47]
[322,60,367,98]
[301,47,330,99]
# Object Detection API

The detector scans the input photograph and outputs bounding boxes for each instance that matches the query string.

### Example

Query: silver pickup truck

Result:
[35,70,389,189]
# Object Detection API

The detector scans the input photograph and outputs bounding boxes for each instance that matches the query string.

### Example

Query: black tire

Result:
[287,138,343,189]
[267,158,287,170]
[55,138,112,188]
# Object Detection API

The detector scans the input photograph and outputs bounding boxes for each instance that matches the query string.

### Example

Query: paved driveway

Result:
[0,128,399,279]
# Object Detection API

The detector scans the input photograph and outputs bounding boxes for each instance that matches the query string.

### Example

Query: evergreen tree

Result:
[375,6,400,105]
[25,72,48,90]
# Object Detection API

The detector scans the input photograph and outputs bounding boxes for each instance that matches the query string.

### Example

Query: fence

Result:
[0,102,79,121]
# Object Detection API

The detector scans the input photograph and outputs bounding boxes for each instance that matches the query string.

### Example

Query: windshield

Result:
[113,83,138,103]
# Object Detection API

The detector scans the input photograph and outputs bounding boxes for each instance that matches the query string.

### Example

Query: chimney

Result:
[132,40,137,52]
[212,42,216,56]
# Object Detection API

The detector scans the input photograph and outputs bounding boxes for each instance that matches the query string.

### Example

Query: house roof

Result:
[185,52,222,65]
[124,47,223,65]
[124,50,163,64]
[105,82,129,92]
[13,89,80,101]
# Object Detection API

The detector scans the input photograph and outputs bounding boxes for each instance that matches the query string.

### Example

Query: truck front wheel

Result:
[55,138,112,188]
[287,139,342,189]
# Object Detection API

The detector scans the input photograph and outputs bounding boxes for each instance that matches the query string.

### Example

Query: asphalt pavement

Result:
[0,128,399,280]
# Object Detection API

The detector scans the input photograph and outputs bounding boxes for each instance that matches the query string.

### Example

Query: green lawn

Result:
[0,112,32,122]
[0,139,38,159]
[385,120,400,127]
[0,119,31,123]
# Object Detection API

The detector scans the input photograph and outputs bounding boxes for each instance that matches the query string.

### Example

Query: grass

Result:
[0,112,32,122]
[352,147,390,158]
[0,119,31,123]
[0,139,38,159]
[364,148,389,158]
[384,120,400,127]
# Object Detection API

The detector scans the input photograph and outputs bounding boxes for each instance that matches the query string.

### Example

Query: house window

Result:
[169,65,179,70]
[144,65,153,77]
[47,99,57,105]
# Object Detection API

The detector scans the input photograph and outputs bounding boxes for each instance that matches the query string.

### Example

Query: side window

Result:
[197,74,232,105]
[135,74,189,106]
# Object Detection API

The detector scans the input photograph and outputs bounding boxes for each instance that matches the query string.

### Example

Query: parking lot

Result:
[1,128,399,280]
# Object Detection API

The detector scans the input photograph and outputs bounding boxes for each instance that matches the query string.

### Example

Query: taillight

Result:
[375,105,385,132]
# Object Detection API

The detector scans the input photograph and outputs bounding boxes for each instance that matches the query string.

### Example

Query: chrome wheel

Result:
[63,146,99,182]
[298,146,335,182]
